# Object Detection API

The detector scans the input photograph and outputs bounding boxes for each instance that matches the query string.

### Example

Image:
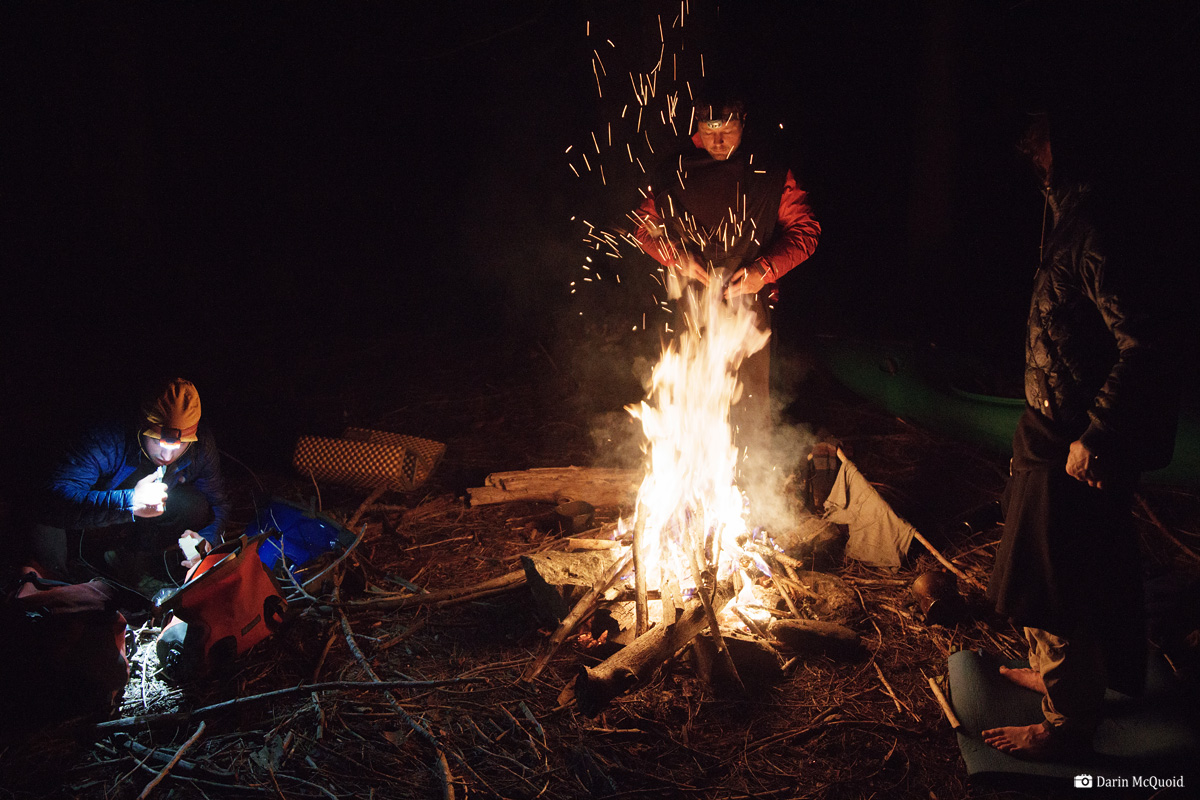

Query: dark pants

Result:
[31,484,212,583]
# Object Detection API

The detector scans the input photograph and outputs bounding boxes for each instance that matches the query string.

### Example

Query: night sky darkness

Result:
[3,1,1198,491]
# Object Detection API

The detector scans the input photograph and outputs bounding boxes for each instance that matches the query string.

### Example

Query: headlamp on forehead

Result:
[696,101,746,130]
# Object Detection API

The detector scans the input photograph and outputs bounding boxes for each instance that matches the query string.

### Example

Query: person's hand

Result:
[1066,440,1105,489]
[726,261,771,299]
[673,254,710,286]
[131,471,168,517]
[179,531,210,570]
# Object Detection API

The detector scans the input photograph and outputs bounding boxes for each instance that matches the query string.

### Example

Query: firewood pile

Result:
[2,366,1197,800]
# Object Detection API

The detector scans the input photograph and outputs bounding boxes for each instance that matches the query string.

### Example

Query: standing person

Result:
[632,86,821,489]
[983,112,1175,758]
[28,378,230,594]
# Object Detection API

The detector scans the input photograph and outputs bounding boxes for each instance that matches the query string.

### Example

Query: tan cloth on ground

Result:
[822,454,918,567]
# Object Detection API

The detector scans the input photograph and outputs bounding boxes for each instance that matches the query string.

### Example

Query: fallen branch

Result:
[347,486,387,530]
[338,608,493,796]
[344,570,526,611]
[137,720,205,800]
[467,467,640,507]
[522,548,633,683]
[89,678,482,735]
[910,530,986,591]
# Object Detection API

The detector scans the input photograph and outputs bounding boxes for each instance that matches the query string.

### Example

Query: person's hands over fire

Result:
[672,253,711,286]
[726,259,773,299]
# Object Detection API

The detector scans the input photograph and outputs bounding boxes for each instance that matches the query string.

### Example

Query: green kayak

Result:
[817,338,1199,486]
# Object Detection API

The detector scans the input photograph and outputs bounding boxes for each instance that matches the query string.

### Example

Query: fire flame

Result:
[621,277,770,627]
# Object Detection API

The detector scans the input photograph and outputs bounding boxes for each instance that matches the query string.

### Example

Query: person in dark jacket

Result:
[29,378,230,590]
[983,113,1174,758]
[632,87,820,500]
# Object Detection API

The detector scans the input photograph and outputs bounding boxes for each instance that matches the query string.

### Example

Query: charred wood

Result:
[573,581,734,715]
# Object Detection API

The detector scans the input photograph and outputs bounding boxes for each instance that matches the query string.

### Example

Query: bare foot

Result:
[998,666,1046,694]
[981,721,1057,759]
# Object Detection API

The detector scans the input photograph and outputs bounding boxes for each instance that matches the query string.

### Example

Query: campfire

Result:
[510,277,869,713]
[622,277,770,632]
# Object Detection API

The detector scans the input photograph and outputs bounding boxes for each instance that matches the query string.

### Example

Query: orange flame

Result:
[622,278,769,625]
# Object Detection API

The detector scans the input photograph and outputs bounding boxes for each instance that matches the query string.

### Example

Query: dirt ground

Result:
[2,334,1198,800]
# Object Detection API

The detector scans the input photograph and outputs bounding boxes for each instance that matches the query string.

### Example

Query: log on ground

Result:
[572,581,734,715]
[467,467,640,508]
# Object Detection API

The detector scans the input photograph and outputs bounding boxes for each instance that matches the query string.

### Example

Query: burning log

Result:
[520,549,625,626]
[522,549,634,684]
[572,580,734,715]
[767,618,865,662]
[467,467,640,508]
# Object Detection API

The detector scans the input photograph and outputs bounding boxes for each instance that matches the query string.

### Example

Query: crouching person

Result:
[28,378,229,596]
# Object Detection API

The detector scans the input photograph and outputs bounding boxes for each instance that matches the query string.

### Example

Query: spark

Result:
[700,54,705,77]
[644,130,653,153]
[607,122,612,147]
[582,153,591,171]
[565,145,573,154]
[591,131,600,153]
[569,164,580,177]
[593,49,607,76]
[626,143,634,162]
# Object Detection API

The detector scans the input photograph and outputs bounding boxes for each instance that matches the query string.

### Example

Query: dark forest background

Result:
[3,1,1198,492]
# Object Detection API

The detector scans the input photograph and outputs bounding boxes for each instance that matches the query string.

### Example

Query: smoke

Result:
[734,388,817,539]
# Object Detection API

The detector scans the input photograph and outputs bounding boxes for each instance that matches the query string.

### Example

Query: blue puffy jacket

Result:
[41,420,231,545]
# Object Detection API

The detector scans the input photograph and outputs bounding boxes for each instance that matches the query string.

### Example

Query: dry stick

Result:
[338,610,486,797]
[767,564,802,620]
[927,675,964,732]
[90,679,482,736]
[137,720,206,800]
[437,750,456,800]
[872,661,917,721]
[345,570,526,611]
[300,517,370,592]
[348,485,387,531]
[632,504,649,635]
[1137,492,1200,565]
[909,529,987,591]
[683,527,745,694]
[522,549,634,683]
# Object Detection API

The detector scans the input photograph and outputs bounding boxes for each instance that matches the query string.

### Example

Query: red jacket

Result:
[632,141,820,281]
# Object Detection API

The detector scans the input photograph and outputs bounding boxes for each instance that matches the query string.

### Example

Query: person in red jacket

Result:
[632,88,820,491]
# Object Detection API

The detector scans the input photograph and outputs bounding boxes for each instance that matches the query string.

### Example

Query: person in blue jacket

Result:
[29,378,230,591]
